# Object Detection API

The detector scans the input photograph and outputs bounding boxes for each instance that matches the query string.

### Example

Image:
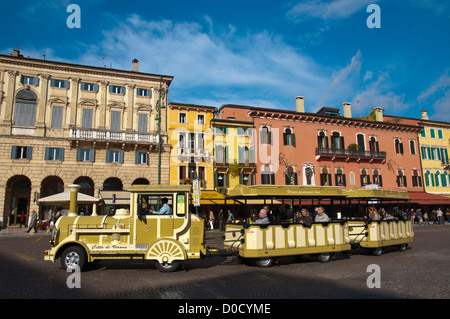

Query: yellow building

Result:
[167,103,216,190]
[0,50,173,226]
[210,118,256,194]
[418,111,450,196]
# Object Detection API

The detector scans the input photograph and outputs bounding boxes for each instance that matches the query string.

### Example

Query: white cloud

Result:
[350,71,410,116]
[317,50,362,107]
[287,0,378,21]
[418,71,450,121]
[418,72,450,100]
[78,14,329,108]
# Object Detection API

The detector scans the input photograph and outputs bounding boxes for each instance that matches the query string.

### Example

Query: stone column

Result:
[68,78,80,127]
[97,81,108,129]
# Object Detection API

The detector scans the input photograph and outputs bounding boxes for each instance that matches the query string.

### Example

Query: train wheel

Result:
[148,239,185,272]
[60,245,87,271]
[255,257,274,268]
[399,244,408,252]
[372,247,383,256]
[154,260,181,272]
[317,253,331,263]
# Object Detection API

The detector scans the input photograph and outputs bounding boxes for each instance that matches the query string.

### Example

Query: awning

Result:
[407,191,450,205]
[344,188,410,201]
[38,191,99,203]
[228,185,346,198]
[189,190,230,205]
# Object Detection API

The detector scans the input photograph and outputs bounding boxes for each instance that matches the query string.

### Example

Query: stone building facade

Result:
[0,50,173,226]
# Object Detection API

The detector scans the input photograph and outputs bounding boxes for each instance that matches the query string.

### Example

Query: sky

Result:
[1,0,450,120]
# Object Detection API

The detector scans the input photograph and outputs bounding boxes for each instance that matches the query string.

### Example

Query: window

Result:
[372,169,383,187]
[410,140,416,155]
[283,128,296,146]
[397,171,407,187]
[357,134,365,151]
[109,85,125,94]
[179,166,186,181]
[369,137,379,153]
[240,173,253,186]
[14,89,37,127]
[215,145,224,164]
[394,139,404,154]
[420,128,426,138]
[136,88,151,97]
[51,106,64,128]
[238,146,249,165]
[335,168,346,186]
[260,126,272,145]
[80,82,98,92]
[331,132,344,149]
[138,194,174,216]
[430,129,436,139]
[106,150,124,163]
[215,173,229,188]
[135,151,148,165]
[442,172,449,187]
[438,129,444,139]
[197,114,204,125]
[412,170,422,188]
[179,113,186,123]
[21,76,39,86]
[82,108,93,129]
[425,171,432,187]
[50,79,69,89]
[320,168,332,186]
[317,131,329,148]
[138,113,148,132]
[11,146,32,160]
[45,147,64,161]
[360,169,370,186]
[110,111,121,131]
[261,166,275,185]
[76,149,95,162]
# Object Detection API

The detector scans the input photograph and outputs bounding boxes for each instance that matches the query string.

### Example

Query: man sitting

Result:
[149,197,171,215]
[253,209,270,225]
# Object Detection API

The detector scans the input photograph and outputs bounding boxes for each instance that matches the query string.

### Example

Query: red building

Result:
[220,99,423,192]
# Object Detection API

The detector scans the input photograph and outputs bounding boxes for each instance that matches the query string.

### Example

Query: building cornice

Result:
[0,54,174,85]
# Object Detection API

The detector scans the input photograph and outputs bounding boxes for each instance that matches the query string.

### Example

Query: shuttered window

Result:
[138,113,148,133]
[110,111,121,131]
[51,106,64,128]
[82,109,93,128]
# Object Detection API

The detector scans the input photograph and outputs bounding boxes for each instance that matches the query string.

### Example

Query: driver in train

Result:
[149,197,171,215]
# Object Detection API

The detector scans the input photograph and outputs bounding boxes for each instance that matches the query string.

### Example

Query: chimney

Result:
[295,96,305,113]
[374,107,384,122]
[132,58,139,72]
[13,49,20,57]
[421,110,429,120]
[343,102,352,118]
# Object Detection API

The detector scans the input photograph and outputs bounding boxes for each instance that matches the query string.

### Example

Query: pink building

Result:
[220,100,423,192]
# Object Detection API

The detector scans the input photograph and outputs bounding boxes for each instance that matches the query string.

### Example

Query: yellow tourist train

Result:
[44,184,414,272]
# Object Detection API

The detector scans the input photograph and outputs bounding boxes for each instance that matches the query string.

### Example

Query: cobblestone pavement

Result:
[0,224,449,300]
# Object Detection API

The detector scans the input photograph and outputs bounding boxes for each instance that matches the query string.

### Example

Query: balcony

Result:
[68,127,161,145]
[175,148,212,163]
[316,147,386,162]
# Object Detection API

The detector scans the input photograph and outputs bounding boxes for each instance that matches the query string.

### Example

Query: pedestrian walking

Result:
[26,210,38,233]
[209,211,215,229]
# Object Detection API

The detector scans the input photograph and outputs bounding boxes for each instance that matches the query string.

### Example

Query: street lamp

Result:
[156,77,166,185]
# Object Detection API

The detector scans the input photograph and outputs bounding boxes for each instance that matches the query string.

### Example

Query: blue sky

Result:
[1,0,450,120]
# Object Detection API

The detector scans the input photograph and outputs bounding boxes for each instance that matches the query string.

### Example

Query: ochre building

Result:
[0,50,172,226]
